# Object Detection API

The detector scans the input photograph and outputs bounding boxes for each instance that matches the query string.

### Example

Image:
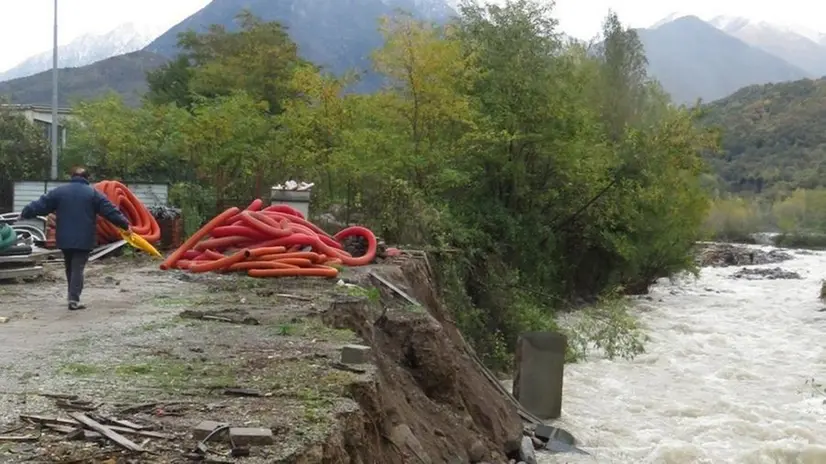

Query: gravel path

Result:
[0,256,363,462]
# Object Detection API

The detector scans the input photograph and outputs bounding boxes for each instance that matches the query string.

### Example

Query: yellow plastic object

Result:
[119,229,162,258]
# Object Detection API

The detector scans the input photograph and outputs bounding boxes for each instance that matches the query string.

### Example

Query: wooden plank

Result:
[89,240,127,262]
[367,271,421,307]
[68,413,144,452]
[105,417,148,431]
[19,414,77,426]
[106,425,172,440]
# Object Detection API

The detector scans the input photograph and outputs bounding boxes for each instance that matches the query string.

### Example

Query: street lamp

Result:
[50,0,58,180]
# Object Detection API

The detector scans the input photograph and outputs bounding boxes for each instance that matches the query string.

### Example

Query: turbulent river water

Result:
[537,245,826,463]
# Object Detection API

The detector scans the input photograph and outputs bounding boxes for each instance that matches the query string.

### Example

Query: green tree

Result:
[0,104,50,181]
[147,10,310,115]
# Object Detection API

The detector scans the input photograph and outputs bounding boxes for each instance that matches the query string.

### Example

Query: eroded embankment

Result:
[312,258,524,463]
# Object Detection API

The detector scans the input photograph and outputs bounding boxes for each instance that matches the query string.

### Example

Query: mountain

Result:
[145,0,455,86]
[0,0,455,105]
[637,16,810,104]
[699,77,826,193]
[708,16,826,77]
[0,23,164,82]
[0,51,168,107]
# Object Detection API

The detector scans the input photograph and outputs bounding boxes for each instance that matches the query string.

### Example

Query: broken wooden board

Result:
[68,413,144,452]
[367,271,421,307]
[89,240,127,262]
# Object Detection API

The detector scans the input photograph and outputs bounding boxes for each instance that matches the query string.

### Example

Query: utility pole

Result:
[50,0,59,180]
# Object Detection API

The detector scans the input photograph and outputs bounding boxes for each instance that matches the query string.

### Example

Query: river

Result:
[538,245,826,463]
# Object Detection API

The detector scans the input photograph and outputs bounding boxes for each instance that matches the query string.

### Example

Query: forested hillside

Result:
[2,2,716,367]
[701,77,826,195]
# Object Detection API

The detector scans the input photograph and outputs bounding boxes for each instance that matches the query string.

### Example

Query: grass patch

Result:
[114,358,236,390]
[272,317,356,342]
[58,356,236,392]
[150,295,200,308]
[266,359,356,423]
[60,362,104,376]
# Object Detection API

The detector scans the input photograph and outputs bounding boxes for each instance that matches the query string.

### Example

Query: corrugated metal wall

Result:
[13,181,169,212]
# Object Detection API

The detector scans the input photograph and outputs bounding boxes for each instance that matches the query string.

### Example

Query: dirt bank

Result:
[0,253,522,462]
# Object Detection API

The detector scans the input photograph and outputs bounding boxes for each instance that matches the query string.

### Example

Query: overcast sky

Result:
[0,0,823,72]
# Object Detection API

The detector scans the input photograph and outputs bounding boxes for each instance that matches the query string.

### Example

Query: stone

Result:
[512,332,566,420]
[519,436,537,464]
[192,421,228,441]
[340,344,371,364]
[468,440,487,462]
[531,436,544,449]
[229,427,274,446]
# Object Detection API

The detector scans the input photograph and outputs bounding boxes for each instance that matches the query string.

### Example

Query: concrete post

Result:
[512,331,567,420]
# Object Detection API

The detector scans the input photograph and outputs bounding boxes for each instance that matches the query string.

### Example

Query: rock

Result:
[0,316,8,323]
[519,436,537,464]
[228,427,274,446]
[696,243,792,268]
[192,421,228,441]
[531,436,544,449]
[468,440,487,462]
[731,267,801,280]
[340,344,371,364]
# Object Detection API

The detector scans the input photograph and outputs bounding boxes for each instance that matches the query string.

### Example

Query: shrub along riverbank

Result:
[1,1,717,370]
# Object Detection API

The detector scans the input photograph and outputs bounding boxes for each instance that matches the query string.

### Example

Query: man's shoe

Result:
[68,301,86,311]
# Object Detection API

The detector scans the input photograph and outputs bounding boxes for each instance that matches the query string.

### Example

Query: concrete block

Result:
[229,427,274,446]
[192,420,228,441]
[340,344,371,364]
[512,332,566,420]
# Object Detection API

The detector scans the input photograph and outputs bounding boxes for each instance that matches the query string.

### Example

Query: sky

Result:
[0,0,824,72]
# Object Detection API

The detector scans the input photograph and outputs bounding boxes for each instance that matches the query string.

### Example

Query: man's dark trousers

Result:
[62,249,90,303]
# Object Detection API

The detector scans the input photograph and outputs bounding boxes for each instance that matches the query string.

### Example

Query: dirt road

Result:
[0,255,363,462]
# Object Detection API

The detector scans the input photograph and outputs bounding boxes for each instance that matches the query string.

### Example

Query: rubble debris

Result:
[117,401,188,415]
[68,412,145,452]
[519,436,537,464]
[731,267,802,280]
[55,398,100,411]
[179,309,259,325]
[696,243,792,267]
[340,344,371,364]
[228,427,274,446]
[0,434,38,442]
[223,388,262,397]
[330,361,367,374]
[368,270,422,307]
[193,421,229,441]
[523,424,588,455]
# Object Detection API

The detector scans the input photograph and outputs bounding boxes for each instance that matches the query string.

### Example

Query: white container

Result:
[270,188,312,219]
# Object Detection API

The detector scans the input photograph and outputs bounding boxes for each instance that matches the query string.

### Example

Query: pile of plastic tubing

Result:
[159,199,378,278]
[43,180,160,246]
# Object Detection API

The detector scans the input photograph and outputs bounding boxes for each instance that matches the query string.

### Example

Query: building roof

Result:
[0,104,72,114]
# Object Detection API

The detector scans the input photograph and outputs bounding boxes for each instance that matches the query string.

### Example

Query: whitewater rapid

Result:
[538,246,826,463]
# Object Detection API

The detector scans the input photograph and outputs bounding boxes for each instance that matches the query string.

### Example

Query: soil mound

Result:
[312,258,523,463]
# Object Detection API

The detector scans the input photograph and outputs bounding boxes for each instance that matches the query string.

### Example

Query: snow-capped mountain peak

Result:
[650,12,696,29]
[0,22,165,82]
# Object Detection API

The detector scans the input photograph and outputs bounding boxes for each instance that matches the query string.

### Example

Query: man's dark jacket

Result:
[21,176,130,251]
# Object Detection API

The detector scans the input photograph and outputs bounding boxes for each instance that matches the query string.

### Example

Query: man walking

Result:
[20,167,130,310]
